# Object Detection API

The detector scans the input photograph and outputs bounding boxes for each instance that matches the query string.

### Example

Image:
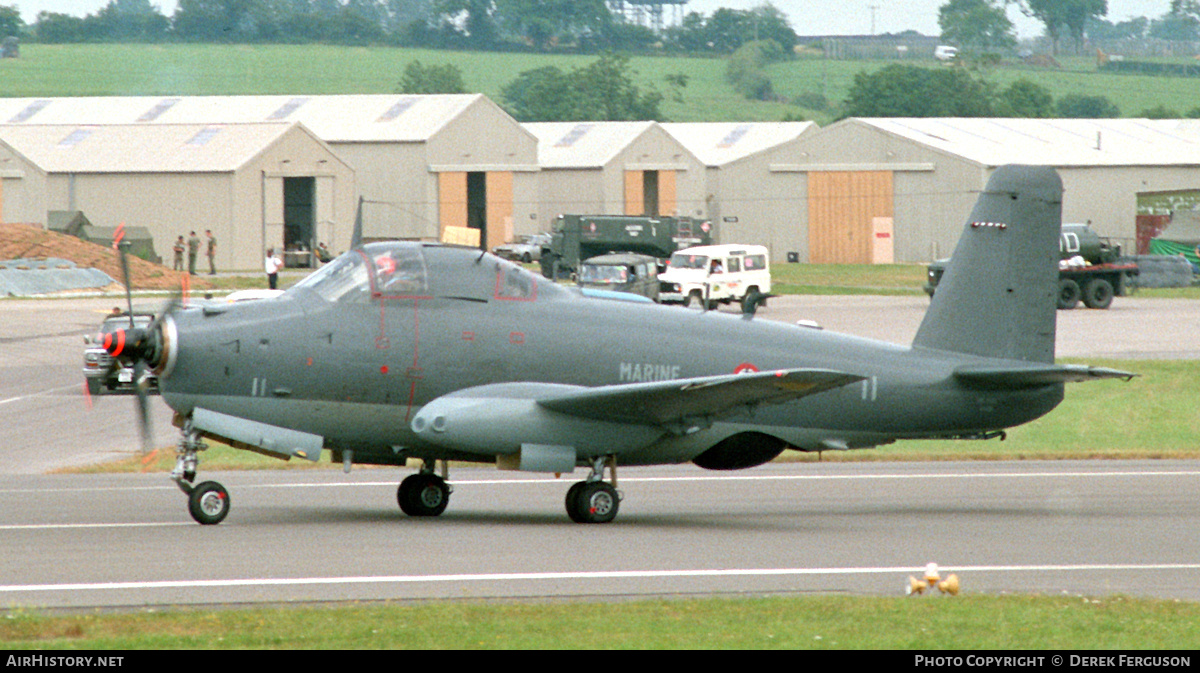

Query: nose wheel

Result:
[186,481,231,525]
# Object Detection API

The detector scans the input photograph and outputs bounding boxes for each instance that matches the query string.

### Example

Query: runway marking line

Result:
[4,564,1200,594]
[0,384,85,407]
[4,468,1199,496]
[0,522,188,531]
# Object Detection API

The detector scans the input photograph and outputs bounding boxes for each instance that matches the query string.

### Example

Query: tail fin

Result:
[913,165,1062,363]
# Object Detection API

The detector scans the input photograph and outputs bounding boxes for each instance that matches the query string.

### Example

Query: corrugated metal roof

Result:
[851,118,1200,167]
[0,94,489,143]
[523,121,660,168]
[0,122,298,173]
[661,122,815,166]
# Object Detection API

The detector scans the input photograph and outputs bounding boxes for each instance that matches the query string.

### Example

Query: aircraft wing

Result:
[954,363,1136,389]
[537,368,863,427]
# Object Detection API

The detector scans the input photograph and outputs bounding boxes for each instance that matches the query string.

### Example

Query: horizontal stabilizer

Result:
[954,364,1136,389]
[538,368,863,426]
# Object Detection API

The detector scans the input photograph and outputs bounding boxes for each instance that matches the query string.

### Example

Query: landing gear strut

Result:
[171,421,230,525]
[565,455,621,524]
[397,460,452,517]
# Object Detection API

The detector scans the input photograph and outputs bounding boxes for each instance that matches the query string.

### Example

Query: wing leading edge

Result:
[537,368,864,427]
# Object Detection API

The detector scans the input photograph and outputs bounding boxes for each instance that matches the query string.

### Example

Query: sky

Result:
[10,1,1178,39]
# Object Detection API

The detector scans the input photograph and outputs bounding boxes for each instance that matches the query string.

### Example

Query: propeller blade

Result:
[113,224,135,329]
[133,360,154,456]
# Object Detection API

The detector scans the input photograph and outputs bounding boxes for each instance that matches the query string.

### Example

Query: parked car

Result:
[576,253,660,302]
[83,312,158,396]
[493,233,551,263]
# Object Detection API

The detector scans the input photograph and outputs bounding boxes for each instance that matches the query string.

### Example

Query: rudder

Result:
[912,165,1062,363]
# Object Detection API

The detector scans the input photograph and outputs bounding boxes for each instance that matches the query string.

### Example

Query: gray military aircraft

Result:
[103,165,1131,525]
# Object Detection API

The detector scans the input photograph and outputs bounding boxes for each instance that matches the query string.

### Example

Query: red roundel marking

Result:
[380,365,389,375]
[734,362,759,374]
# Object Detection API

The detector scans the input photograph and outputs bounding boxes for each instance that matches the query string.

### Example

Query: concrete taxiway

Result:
[2,461,1199,609]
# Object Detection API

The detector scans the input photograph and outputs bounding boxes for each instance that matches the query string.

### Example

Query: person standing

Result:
[172,235,185,271]
[265,248,283,290]
[205,230,217,275]
[186,231,200,275]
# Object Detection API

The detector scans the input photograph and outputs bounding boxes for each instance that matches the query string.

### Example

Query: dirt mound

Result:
[0,223,213,292]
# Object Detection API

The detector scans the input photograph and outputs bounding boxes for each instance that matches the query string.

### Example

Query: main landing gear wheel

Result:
[565,456,621,524]
[398,472,451,517]
[187,481,230,525]
[566,481,620,524]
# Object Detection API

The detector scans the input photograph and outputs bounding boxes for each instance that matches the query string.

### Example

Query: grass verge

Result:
[3,594,1199,649]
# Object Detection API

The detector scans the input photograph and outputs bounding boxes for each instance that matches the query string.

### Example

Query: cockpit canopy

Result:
[287,242,564,304]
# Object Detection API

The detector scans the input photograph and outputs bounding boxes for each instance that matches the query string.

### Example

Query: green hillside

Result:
[2,44,1200,124]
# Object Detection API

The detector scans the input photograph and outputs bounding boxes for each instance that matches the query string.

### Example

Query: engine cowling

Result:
[692,432,787,470]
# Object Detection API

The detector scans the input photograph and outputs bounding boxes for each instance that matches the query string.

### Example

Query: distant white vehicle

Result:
[493,233,551,263]
[934,45,959,61]
[658,244,771,312]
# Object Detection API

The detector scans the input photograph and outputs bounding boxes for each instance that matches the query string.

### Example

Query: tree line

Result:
[940,0,1200,56]
[0,0,795,53]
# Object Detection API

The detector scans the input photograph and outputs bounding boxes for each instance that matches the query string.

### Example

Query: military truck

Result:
[924,223,1138,309]
[540,214,714,279]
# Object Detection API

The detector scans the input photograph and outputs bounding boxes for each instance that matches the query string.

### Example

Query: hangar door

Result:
[439,171,514,251]
[807,171,893,264]
[625,170,677,216]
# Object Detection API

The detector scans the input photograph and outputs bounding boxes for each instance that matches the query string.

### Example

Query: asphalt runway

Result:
[3,461,1200,609]
[1,293,1198,610]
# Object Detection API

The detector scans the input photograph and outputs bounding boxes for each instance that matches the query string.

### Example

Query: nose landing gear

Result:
[171,421,230,525]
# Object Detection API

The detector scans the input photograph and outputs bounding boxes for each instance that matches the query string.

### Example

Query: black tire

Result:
[741,288,762,315]
[85,378,102,397]
[1057,278,1081,310]
[398,473,450,517]
[565,482,587,523]
[187,481,230,525]
[1082,278,1114,309]
[521,252,532,263]
[570,482,620,524]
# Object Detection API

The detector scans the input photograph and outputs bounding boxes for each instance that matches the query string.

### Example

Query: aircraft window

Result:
[743,254,766,271]
[1060,233,1080,255]
[371,245,429,297]
[495,262,538,301]
[669,253,708,270]
[287,251,372,304]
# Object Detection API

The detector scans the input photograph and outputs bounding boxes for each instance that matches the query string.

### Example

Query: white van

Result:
[658,244,771,311]
[934,45,959,61]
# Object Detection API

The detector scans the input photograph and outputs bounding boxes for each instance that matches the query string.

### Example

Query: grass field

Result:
[5,44,1200,124]
[4,593,1199,649]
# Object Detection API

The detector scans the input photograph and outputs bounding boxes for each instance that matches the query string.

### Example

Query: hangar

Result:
[0,95,540,253]
[523,121,706,231]
[0,122,355,271]
[781,117,1200,263]
[662,122,816,261]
